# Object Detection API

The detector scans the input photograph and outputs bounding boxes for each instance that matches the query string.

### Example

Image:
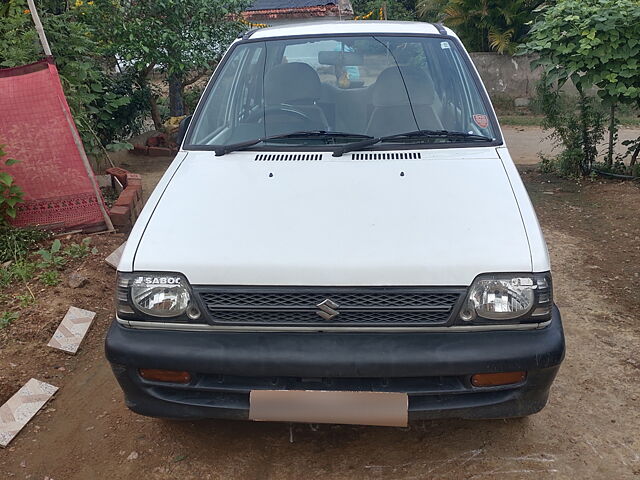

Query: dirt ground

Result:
[503,125,640,165]
[1,127,640,479]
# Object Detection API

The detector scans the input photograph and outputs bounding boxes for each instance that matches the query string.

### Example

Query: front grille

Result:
[196,287,464,329]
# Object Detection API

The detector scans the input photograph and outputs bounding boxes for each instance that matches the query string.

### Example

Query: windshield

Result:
[187,35,498,149]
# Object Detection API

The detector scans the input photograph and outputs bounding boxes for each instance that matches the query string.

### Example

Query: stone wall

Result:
[469,53,542,106]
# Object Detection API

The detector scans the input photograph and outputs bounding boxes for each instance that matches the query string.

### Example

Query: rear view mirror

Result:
[176,115,192,146]
[318,51,364,66]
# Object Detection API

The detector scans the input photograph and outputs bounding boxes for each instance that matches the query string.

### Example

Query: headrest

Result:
[264,62,322,105]
[372,66,436,107]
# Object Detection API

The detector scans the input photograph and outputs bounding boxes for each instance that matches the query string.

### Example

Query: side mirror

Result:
[176,115,192,146]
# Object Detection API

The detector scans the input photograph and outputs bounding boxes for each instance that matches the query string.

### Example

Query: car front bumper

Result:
[105,306,565,421]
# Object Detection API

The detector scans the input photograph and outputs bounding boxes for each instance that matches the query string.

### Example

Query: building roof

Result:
[246,0,337,11]
[249,21,453,39]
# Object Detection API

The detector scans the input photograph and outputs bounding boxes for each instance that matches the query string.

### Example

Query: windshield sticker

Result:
[440,41,451,49]
[473,114,489,129]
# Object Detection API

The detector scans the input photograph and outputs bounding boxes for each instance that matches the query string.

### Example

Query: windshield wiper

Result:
[214,131,373,156]
[381,129,495,143]
[332,129,494,157]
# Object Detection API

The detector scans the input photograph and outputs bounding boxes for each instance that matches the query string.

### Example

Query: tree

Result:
[0,0,141,159]
[417,0,545,53]
[352,0,417,20]
[111,0,250,123]
[522,0,640,169]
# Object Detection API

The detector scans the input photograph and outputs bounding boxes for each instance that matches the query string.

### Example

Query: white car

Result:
[106,21,565,425]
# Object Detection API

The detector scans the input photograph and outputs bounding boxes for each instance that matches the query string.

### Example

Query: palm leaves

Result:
[417,0,546,53]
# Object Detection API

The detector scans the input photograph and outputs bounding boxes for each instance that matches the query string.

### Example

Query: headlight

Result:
[459,273,552,323]
[116,272,202,321]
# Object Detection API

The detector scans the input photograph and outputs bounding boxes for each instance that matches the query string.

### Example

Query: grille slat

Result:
[197,288,463,328]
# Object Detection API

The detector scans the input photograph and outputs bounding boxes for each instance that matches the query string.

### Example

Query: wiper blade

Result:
[331,129,495,157]
[381,129,494,143]
[332,137,381,157]
[215,131,374,156]
[283,130,374,139]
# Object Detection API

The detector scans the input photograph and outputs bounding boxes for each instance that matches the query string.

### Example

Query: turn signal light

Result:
[139,369,191,384]
[471,371,526,387]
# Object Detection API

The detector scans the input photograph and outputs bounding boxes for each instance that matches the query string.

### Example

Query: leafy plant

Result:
[40,270,60,286]
[15,293,35,307]
[522,0,640,171]
[64,238,95,259]
[0,262,29,288]
[10,259,37,283]
[534,80,604,177]
[417,0,544,53]
[0,311,18,329]
[0,1,39,68]
[0,145,24,224]
[0,226,50,263]
[37,239,67,270]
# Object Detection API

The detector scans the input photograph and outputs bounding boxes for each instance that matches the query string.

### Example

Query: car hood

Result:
[131,148,531,286]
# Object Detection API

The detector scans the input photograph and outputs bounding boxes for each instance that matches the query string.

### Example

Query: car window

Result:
[187,35,497,148]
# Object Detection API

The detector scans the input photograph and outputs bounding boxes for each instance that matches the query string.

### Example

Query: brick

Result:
[109,205,130,226]
[132,144,148,156]
[114,188,135,207]
[148,146,173,157]
[127,177,142,188]
[146,135,162,147]
[106,167,130,186]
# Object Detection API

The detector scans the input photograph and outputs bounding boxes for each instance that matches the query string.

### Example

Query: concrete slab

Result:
[0,379,58,447]
[47,306,96,355]
[105,242,126,270]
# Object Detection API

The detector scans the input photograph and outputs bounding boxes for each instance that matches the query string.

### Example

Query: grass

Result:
[0,311,18,329]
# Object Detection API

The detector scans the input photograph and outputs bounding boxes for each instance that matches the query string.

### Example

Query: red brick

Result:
[132,145,148,156]
[109,205,130,226]
[148,146,173,157]
[130,184,142,202]
[113,188,133,207]
[106,167,130,186]
[146,135,162,147]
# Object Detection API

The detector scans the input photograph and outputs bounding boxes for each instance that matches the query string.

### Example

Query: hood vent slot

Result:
[351,152,421,160]
[255,154,323,161]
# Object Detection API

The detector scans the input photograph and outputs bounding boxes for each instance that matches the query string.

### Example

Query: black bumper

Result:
[105,306,565,421]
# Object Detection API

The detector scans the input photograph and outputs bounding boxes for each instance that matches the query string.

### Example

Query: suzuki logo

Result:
[316,298,340,321]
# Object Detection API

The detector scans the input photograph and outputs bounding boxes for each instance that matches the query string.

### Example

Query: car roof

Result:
[248,21,456,40]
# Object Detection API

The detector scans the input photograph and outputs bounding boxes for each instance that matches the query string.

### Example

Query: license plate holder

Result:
[249,390,408,427]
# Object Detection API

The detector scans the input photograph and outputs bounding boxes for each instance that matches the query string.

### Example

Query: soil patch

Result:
[522,165,640,321]
[0,232,125,405]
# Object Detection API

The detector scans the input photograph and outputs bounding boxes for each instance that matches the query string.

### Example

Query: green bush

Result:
[522,0,640,172]
[535,80,605,177]
[0,226,50,263]
[40,270,60,286]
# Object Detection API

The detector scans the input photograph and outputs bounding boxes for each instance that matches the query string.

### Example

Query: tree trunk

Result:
[149,95,163,131]
[578,89,592,174]
[168,74,185,117]
[607,103,616,167]
[630,142,640,168]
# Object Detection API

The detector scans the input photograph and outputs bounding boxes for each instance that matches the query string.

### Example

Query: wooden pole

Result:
[26,0,52,57]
